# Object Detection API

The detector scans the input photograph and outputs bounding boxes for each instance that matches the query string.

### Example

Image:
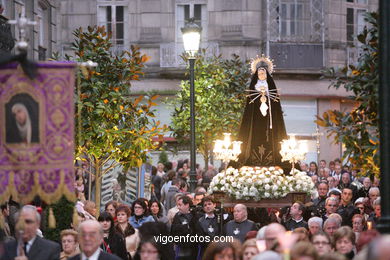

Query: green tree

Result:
[171,52,250,167]
[316,12,379,178]
[71,26,165,210]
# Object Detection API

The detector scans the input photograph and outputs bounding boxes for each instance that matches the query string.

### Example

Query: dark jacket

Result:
[171,211,198,260]
[284,218,309,231]
[337,203,359,227]
[1,236,60,260]
[223,219,257,243]
[196,214,221,257]
[100,232,128,260]
[68,251,123,260]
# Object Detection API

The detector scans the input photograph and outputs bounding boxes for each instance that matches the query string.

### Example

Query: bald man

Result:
[264,223,286,251]
[68,220,121,260]
[223,204,257,243]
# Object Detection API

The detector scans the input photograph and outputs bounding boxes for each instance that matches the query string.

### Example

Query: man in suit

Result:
[68,220,121,260]
[1,205,60,260]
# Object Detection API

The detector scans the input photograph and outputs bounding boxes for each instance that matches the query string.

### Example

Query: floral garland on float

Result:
[208,167,315,201]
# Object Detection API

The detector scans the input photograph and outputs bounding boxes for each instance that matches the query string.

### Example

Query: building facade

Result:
[4,0,379,167]
[1,0,58,60]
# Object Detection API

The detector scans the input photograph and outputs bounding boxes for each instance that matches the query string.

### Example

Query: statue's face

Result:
[257,69,267,81]
[13,107,27,125]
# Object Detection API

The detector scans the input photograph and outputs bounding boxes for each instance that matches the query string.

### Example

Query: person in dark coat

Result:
[196,196,221,258]
[171,195,198,260]
[284,201,308,231]
[224,204,257,243]
[98,212,128,260]
[1,205,60,260]
[68,220,122,260]
[337,187,359,227]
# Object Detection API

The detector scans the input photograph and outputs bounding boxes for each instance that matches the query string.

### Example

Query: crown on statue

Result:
[250,54,274,75]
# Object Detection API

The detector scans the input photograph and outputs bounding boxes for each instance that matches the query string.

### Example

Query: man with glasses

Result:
[1,205,60,260]
[68,220,121,260]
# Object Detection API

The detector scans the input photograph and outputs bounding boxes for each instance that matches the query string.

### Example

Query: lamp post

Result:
[181,18,202,192]
[377,0,390,233]
[213,133,242,172]
[280,134,308,173]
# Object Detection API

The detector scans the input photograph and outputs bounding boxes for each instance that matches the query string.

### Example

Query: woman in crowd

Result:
[149,199,168,225]
[290,241,319,260]
[133,238,170,260]
[242,239,259,260]
[311,232,332,256]
[115,204,140,258]
[202,241,241,260]
[333,226,356,259]
[354,199,369,221]
[60,229,79,260]
[98,212,129,260]
[105,200,120,220]
[83,200,97,220]
[308,217,323,239]
[352,214,366,242]
[130,199,155,229]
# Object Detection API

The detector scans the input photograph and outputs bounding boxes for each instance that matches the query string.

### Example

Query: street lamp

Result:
[181,18,202,192]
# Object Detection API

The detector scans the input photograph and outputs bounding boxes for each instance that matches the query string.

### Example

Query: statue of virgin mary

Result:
[232,56,290,170]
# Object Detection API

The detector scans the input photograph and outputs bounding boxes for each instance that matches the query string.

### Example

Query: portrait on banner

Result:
[0,62,77,205]
[5,93,40,144]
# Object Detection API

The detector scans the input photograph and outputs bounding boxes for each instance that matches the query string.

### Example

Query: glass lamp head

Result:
[181,18,202,57]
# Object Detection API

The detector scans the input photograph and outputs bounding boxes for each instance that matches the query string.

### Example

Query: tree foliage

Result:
[69,26,166,208]
[171,51,250,166]
[44,197,74,242]
[316,12,379,177]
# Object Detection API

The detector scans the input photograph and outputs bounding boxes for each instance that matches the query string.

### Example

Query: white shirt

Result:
[82,248,101,260]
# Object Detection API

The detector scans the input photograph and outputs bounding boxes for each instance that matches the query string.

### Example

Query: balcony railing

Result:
[160,41,219,68]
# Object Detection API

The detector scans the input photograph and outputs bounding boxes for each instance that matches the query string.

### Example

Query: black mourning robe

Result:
[231,68,290,171]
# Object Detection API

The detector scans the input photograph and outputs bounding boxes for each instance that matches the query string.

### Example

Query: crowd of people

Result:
[0,158,389,260]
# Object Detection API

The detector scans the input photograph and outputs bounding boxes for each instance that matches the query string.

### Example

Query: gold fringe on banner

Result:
[72,207,79,228]
[0,213,4,229]
[48,208,56,229]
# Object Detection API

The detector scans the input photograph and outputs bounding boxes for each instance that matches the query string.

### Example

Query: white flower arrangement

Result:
[208,166,315,201]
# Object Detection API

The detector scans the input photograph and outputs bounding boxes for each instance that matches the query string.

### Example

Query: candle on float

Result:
[232,141,242,153]
[367,221,372,230]
[223,133,231,148]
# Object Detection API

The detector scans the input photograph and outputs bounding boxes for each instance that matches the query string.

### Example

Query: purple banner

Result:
[0,62,76,204]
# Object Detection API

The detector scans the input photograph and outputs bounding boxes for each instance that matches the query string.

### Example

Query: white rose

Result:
[272,185,278,191]
[264,192,270,198]
[265,184,270,190]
